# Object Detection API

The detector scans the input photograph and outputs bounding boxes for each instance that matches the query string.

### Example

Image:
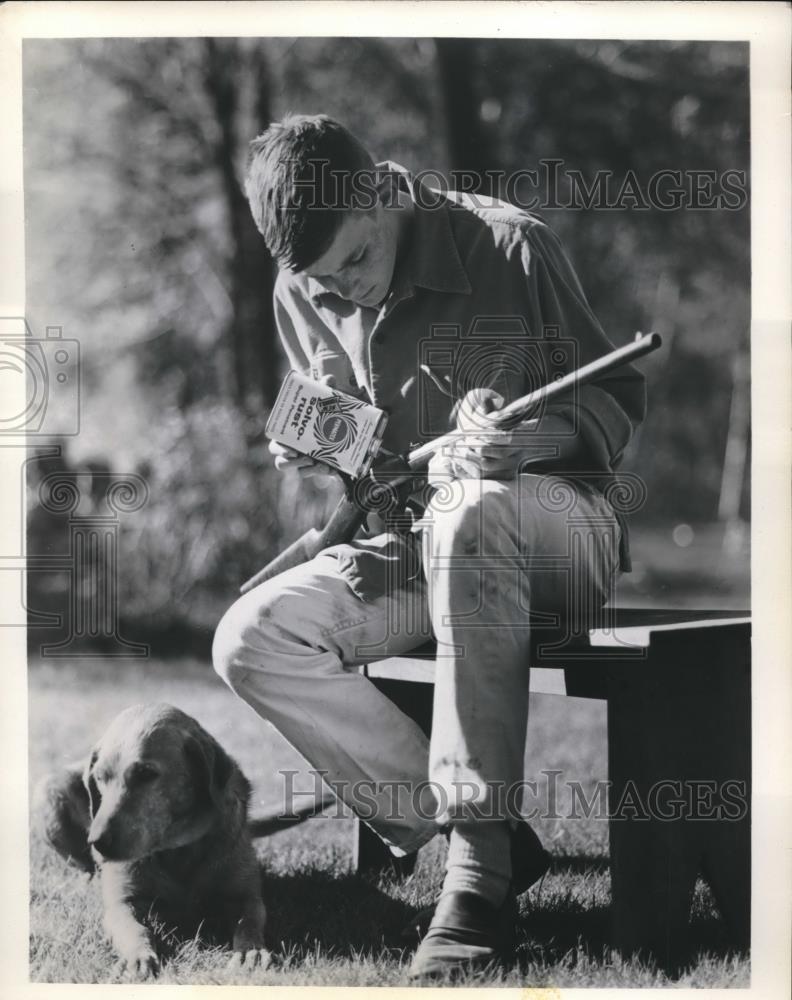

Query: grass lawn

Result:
[28,654,749,987]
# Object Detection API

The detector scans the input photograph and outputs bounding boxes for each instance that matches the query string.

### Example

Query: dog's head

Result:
[83,703,245,863]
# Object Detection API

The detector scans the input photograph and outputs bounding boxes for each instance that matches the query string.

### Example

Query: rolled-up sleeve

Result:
[519,223,646,473]
[273,273,313,375]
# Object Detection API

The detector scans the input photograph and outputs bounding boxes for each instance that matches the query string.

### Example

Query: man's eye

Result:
[351,248,366,265]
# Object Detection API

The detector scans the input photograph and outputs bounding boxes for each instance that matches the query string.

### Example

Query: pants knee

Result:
[212,584,321,692]
[211,597,269,691]
[212,605,244,690]
[427,481,498,554]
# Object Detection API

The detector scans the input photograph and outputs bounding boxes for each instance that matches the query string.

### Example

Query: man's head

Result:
[245,114,405,307]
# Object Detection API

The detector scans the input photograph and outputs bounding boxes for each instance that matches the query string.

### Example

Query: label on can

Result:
[266,371,388,477]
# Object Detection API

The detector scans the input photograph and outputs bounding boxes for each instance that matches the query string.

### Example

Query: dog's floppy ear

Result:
[184,731,235,811]
[33,766,96,873]
[82,748,101,820]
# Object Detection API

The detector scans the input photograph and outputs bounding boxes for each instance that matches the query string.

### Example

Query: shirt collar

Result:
[382,160,472,297]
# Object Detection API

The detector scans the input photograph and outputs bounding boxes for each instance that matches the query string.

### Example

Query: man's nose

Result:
[321,276,353,300]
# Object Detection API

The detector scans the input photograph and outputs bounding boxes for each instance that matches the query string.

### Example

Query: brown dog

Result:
[34,704,270,977]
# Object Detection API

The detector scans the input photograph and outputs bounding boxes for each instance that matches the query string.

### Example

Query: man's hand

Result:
[428,388,526,481]
[427,387,578,481]
[267,439,327,477]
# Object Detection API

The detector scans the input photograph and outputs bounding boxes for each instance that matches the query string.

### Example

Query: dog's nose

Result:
[89,829,115,858]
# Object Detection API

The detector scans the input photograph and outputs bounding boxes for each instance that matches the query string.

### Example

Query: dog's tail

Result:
[247,791,338,839]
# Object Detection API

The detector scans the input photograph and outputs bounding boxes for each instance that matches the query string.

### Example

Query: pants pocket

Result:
[320,532,422,603]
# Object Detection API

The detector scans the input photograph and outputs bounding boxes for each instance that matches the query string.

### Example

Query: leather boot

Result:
[408,889,518,980]
[400,821,549,943]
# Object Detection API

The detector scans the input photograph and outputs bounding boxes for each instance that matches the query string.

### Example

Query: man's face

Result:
[300,204,399,309]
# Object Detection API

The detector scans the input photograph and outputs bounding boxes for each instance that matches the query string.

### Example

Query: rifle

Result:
[240,331,661,595]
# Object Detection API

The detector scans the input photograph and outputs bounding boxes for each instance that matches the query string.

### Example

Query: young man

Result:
[213,114,646,978]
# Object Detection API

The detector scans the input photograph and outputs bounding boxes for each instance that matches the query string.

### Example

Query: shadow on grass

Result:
[92,868,416,972]
[256,858,746,980]
[516,863,747,978]
[32,858,747,984]
[548,853,609,876]
[517,897,612,965]
[259,868,415,960]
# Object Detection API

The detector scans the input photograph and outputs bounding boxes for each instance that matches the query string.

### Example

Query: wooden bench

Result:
[357,608,751,968]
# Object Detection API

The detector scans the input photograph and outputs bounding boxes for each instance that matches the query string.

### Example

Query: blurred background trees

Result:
[23,37,750,648]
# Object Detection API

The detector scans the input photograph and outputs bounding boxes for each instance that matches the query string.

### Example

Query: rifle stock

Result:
[240,496,367,594]
[240,332,661,594]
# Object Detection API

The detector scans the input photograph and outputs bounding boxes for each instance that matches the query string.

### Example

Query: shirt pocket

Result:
[307,350,361,395]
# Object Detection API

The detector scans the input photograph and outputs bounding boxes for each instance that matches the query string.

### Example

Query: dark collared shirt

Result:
[273,162,646,568]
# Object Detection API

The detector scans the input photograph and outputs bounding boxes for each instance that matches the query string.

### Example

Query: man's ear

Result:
[374,166,401,209]
[184,732,234,811]
[82,749,101,820]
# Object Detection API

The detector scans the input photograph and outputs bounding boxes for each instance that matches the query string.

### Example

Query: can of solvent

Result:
[266,371,388,477]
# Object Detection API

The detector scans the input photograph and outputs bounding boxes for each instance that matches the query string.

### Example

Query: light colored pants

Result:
[212,474,620,856]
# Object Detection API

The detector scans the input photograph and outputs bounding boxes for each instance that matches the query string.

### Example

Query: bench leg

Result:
[353,676,435,879]
[607,626,751,969]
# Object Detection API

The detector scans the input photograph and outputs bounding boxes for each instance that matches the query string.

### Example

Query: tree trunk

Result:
[718,347,750,553]
[203,40,278,413]
[434,38,499,196]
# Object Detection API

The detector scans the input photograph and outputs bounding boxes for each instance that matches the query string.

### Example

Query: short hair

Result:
[245,114,377,272]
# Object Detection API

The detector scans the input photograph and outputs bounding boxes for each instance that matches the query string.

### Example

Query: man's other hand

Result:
[428,388,527,481]
[267,439,328,478]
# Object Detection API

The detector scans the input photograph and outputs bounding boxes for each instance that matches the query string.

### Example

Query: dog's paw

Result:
[114,946,160,979]
[226,947,272,971]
